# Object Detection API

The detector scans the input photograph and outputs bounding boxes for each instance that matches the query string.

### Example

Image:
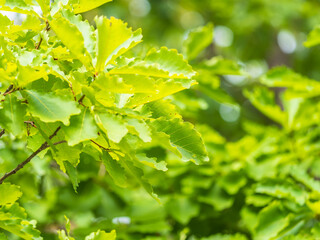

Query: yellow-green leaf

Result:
[63,108,99,146]
[74,0,113,14]
[50,15,93,70]
[94,111,128,143]
[85,229,116,240]
[95,16,142,72]
[0,183,22,205]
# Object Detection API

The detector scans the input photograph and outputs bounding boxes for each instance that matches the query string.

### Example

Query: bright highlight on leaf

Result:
[85,229,116,240]
[304,25,320,48]
[74,0,113,14]
[95,16,142,72]
[50,15,93,70]
[0,183,22,205]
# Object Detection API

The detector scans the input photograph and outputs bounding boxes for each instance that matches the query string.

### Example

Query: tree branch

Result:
[0,127,64,184]
[0,129,5,138]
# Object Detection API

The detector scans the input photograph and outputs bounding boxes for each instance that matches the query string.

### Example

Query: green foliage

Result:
[0,0,206,239]
[183,23,214,61]
[3,0,320,240]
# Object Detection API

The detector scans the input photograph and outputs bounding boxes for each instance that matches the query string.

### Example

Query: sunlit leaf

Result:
[24,90,81,125]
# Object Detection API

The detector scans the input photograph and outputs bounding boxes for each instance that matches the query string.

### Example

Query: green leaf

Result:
[95,16,142,72]
[74,0,113,14]
[136,153,167,171]
[94,111,128,143]
[304,26,320,47]
[145,47,196,79]
[50,15,93,70]
[61,9,96,58]
[35,0,50,16]
[290,165,320,194]
[63,108,98,146]
[198,56,243,75]
[24,90,81,125]
[0,183,22,205]
[201,234,248,240]
[126,78,195,108]
[198,185,234,211]
[127,118,152,142]
[260,67,320,98]
[9,14,43,34]
[254,201,290,240]
[198,84,238,106]
[218,171,247,195]
[93,72,156,94]
[64,161,79,192]
[0,13,11,33]
[55,143,82,172]
[165,196,199,225]
[0,95,26,136]
[0,203,42,240]
[85,229,116,240]
[183,23,214,61]
[150,117,208,164]
[64,216,71,235]
[0,0,40,16]
[109,61,194,80]
[17,65,48,87]
[143,99,182,119]
[32,117,57,153]
[118,155,159,202]
[244,87,286,126]
[102,152,128,188]
[58,230,75,240]
[255,180,307,205]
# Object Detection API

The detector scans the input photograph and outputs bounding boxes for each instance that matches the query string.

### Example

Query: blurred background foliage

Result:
[87,0,320,75]
[3,0,320,239]
[81,0,320,140]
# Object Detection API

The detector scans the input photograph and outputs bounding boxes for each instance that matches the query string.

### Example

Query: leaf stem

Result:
[78,95,87,107]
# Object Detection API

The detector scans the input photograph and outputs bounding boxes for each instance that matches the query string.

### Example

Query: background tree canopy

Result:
[2,0,320,239]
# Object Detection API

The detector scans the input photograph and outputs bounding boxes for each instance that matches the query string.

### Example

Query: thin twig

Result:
[2,84,20,96]
[49,126,61,140]
[3,85,13,94]
[24,121,37,128]
[78,95,86,107]
[90,140,122,153]
[35,20,50,50]
[0,127,63,184]
[3,88,20,96]
[35,37,43,50]
[90,140,110,151]
[69,83,77,101]
[0,129,5,138]
[1,84,17,96]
